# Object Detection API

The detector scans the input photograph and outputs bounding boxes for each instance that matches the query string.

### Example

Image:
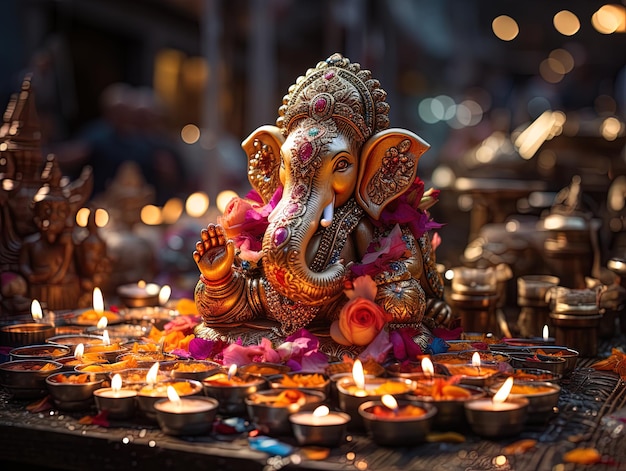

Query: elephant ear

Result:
[241,125,285,204]
[356,128,430,220]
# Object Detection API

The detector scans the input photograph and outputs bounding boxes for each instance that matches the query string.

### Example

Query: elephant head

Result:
[242,54,429,307]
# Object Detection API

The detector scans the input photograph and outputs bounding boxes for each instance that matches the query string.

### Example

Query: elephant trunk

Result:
[262,188,345,306]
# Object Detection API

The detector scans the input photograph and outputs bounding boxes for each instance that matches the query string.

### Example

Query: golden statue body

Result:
[193,54,450,351]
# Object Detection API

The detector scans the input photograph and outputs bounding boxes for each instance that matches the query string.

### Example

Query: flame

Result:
[74,343,85,361]
[31,299,43,322]
[421,357,435,377]
[227,364,237,381]
[352,359,365,390]
[102,330,111,346]
[543,324,550,341]
[146,362,160,386]
[97,316,108,330]
[111,373,122,393]
[381,394,399,411]
[159,285,172,305]
[471,352,481,368]
[492,376,514,404]
[167,385,181,403]
[138,280,146,289]
[312,405,330,418]
[93,287,104,313]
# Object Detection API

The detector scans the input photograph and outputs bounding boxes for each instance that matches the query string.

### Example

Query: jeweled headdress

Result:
[276,53,390,143]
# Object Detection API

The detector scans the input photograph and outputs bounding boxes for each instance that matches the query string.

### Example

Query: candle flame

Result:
[227,364,237,381]
[492,376,514,404]
[138,280,146,289]
[167,385,181,403]
[543,324,549,341]
[31,299,43,322]
[381,394,399,411]
[111,373,122,393]
[97,316,108,330]
[158,285,171,305]
[93,287,104,313]
[102,330,111,346]
[312,405,330,418]
[74,343,84,361]
[471,352,481,368]
[352,359,365,390]
[421,357,435,377]
[146,362,160,386]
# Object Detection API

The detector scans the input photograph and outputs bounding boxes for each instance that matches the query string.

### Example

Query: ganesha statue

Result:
[193,53,452,354]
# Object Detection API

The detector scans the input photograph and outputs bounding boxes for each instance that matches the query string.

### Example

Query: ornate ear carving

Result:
[356,128,430,220]
[241,125,285,204]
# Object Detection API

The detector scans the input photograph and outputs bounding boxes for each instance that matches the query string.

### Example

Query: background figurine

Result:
[193,54,452,353]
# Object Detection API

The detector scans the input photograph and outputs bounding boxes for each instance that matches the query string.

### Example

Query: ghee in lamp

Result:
[154,385,218,436]
[289,405,351,447]
[93,373,138,419]
[464,377,529,437]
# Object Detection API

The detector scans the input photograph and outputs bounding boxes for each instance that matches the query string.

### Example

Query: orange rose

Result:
[218,197,262,240]
[330,297,390,346]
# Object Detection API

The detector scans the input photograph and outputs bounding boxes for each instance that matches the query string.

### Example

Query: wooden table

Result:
[1,339,625,471]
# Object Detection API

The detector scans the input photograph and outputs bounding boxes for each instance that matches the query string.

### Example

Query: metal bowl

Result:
[0,360,63,398]
[268,372,330,396]
[46,371,104,410]
[245,388,326,436]
[202,372,268,417]
[490,380,561,424]
[0,323,56,348]
[9,344,70,361]
[154,396,219,436]
[408,384,485,431]
[524,346,579,374]
[46,334,104,347]
[168,360,221,381]
[509,353,567,376]
[239,362,291,378]
[358,399,437,446]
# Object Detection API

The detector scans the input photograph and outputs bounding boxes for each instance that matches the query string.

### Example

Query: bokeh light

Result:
[553,10,580,36]
[492,15,519,41]
[181,124,201,144]
[186,192,210,218]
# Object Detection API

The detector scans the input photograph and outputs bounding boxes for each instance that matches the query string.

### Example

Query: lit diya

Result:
[489,380,560,424]
[464,377,529,438]
[289,405,351,447]
[0,300,55,347]
[358,394,437,446]
[502,325,556,347]
[117,280,163,308]
[336,359,414,430]
[435,352,501,387]
[137,362,203,420]
[83,329,128,362]
[202,364,268,416]
[154,385,218,436]
[93,373,138,420]
[73,287,122,325]
[407,358,485,430]
[57,343,108,371]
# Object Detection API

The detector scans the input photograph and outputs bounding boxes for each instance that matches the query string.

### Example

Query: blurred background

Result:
[2,0,626,302]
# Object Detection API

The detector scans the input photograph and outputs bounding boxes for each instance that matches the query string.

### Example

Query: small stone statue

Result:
[193,54,451,353]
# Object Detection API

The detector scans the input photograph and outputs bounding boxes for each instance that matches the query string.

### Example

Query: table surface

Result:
[1,338,625,471]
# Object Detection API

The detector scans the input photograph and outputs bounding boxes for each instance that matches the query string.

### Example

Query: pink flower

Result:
[375,177,443,240]
[351,224,408,277]
[389,327,423,361]
[221,337,281,366]
[358,329,393,363]
[218,187,282,261]
[277,329,329,372]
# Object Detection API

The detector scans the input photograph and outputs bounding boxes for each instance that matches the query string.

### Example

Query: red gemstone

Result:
[314,98,327,113]
[324,71,335,80]
[299,142,313,161]
[273,226,289,246]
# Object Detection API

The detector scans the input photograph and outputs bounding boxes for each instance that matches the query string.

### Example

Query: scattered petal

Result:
[563,448,602,465]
